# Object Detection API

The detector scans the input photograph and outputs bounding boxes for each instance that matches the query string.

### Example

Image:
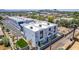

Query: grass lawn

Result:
[16,39,28,48]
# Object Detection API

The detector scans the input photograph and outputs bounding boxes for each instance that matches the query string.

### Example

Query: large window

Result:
[18,21,24,25]
[40,30,43,39]
[18,21,24,31]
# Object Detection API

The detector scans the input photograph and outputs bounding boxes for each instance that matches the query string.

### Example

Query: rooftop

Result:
[22,21,57,32]
[8,16,34,23]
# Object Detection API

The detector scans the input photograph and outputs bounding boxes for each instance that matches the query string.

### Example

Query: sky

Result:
[0,0,79,9]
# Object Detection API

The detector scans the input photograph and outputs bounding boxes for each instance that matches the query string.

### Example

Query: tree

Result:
[59,19,70,28]
[0,16,3,20]
[31,15,37,19]
[19,14,22,17]
[69,19,79,27]
[49,38,52,50]
[2,37,10,47]
[6,29,10,32]
[70,24,78,41]
[0,16,3,25]
[73,12,79,19]
[48,16,54,23]
[0,39,3,45]
[30,12,37,19]
[37,15,45,21]
[2,26,5,30]
[55,20,60,26]
[59,18,79,28]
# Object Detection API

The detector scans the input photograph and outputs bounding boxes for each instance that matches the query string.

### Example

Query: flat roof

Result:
[22,21,57,32]
[8,16,34,23]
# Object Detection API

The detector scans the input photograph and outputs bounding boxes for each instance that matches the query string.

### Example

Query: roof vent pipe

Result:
[39,24,42,27]
[30,26,33,29]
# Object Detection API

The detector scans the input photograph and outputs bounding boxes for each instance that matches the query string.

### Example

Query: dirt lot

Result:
[58,27,71,34]
[69,41,79,50]
[69,28,79,50]
[45,27,74,50]
[0,45,11,50]
[45,37,74,50]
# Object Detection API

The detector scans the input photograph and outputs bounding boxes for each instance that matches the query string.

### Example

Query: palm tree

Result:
[70,24,78,40]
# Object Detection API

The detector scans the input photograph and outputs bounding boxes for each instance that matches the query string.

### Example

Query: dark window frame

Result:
[54,26,56,32]
[48,28,51,35]
[40,30,43,39]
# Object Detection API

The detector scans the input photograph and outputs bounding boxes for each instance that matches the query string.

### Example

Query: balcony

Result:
[38,34,57,48]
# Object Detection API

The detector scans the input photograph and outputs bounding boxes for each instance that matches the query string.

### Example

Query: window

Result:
[35,33,38,39]
[54,26,56,32]
[36,42,37,44]
[40,30,43,39]
[18,22,24,31]
[20,26,23,31]
[18,21,24,25]
[48,28,51,35]
[38,41,40,47]
[49,28,51,31]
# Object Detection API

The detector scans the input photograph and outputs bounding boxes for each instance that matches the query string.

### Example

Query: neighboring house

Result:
[5,16,35,31]
[22,21,58,49]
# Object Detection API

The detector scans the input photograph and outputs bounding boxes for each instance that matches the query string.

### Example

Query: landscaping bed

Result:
[16,38,28,48]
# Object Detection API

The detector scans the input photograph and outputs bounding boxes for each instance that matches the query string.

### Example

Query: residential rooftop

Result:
[7,16,34,23]
[22,21,57,32]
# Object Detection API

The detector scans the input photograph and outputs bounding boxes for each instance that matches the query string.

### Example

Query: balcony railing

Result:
[38,34,58,48]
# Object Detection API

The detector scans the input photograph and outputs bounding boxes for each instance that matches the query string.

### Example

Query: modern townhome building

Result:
[21,21,58,49]
[4,16,58,49]
[5,16,34,31]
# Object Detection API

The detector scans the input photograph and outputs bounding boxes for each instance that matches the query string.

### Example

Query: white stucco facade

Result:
[22,21,58,48]
[5,16,58,49]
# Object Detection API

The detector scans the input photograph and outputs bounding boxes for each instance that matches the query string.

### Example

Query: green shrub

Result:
[16,38,28,48]
[2,37,10,47]
[0,39,3,45]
